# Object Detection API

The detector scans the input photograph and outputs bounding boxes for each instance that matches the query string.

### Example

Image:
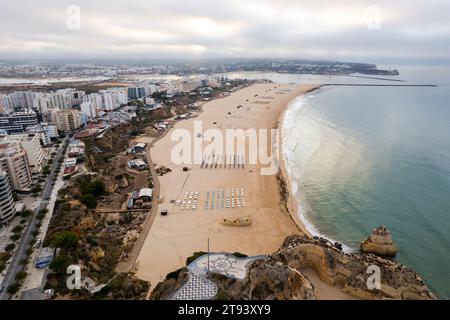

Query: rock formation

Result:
[152,234,436,300]
[211,258,316,300]
[220,216,252,227]
[360,226,397,257]
[275,235,434,300]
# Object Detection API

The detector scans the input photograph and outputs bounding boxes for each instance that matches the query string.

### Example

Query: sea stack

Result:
[360,226,398,257]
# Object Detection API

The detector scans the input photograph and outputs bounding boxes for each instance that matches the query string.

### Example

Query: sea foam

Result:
[282,94,353,253]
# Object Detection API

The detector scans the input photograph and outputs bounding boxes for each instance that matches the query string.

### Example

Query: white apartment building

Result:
[3,134,46,173]
[160,80,180,95]
[33,93,50,114]
[144,84,158,96]
[54,88,85,108]
[41,123,59,138]
[33,89,85,113]
[100,88,128,111]
[80,101,97,119]
[102,92,117,111]
[0,91,37,112]
[0,141,33,191]
[26,124,52,146]
[82,93,103,110]
[81,88,127,112]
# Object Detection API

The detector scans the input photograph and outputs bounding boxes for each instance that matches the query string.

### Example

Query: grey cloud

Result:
[0,0,449,63]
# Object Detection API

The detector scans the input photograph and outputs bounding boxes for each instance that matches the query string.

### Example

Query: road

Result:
[0,136,69,300]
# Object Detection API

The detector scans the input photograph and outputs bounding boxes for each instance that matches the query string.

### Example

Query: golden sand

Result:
[135,83,319,288]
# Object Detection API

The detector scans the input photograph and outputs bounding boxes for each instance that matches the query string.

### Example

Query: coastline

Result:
[277,85,355,253]
[277,85,323,239]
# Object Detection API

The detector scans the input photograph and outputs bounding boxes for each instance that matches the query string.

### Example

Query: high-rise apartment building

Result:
[2,134,46,173]
[0,170,16,224]
[0,141,33,191]
[52,109,82,133]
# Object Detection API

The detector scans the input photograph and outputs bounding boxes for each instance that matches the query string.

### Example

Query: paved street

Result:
[0,136,69,300]
[20,166,66,295]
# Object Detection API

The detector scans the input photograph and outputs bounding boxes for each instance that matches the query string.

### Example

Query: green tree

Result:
[9,234,21,241]
[89,180,106,197]
[5,243,15,253]
[79,179,106,197]
[12,225,24,233]
[49,255,72,274]
[42,166,51,175]
[80,193,96,208]
[31,185,43,193]
[15,271,27,281]
[52,231,78,250]
[20,209,33,218]
[7,282,21,294]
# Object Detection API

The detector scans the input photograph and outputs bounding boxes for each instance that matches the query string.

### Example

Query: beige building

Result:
[0,170,15,223]
[2,134,46,173]
[0,141,33,191]
[53,109,82,132]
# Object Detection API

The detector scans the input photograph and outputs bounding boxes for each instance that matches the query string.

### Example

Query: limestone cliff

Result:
[212,258,316,300]
[275,235,434,300]
[152,234,435,300]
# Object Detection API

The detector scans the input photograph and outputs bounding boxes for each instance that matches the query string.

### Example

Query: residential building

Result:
[81,93,103,110]
[41,123,59,139]
[53,109,82,132]
[26,124,52,146]
[0,91,37,112]
[0,141,33,191]
[128,87,146,99]
[80,101,97,119]
[32,89,85,113]
[2,134,46,173]
[159,80,179,95]
[67,139,85,160]
[0,110,38,134]
[81,88,127,112]
[53,88,85,108]
[0,94,13,113]
[0,170,15,224]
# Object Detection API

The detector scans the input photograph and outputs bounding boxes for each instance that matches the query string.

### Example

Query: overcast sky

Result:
[0,0,449,64]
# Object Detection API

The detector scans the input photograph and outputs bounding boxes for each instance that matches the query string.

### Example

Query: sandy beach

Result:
[135,83,320,291]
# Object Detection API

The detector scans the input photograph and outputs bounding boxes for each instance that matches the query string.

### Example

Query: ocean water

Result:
[281,66,450,299]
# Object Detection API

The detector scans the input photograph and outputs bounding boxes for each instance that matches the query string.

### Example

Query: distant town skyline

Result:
[1,0,450,64]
